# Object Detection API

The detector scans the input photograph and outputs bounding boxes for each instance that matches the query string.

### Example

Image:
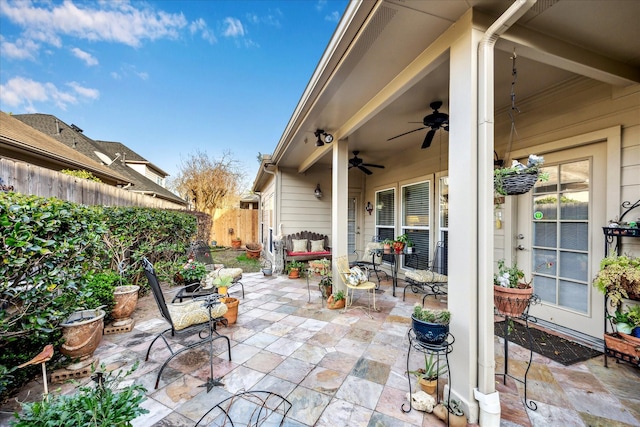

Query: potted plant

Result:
[406,239,415,254]
[327,290,346,309]
[319,275,332,299]
[626,304,640,338]
[231,237,242,250]
[610,310,633,335]
[494,154,547,196]
[393,234,409,253]
[493,259,533,317]
[179,260,207,292]
[593,255,640,306]
[411,305,451,345]
[212,275,233,296]
[245,242,262,259]
[286,261,305,279]
[11,362,149,426]
[408,353,447,395]
[382,238,394,253]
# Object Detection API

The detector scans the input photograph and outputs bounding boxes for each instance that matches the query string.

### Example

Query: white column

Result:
[331,138,350,289]
[447,25,483,423]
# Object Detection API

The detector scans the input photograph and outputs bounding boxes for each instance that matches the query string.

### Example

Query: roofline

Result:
[270,0,378,165]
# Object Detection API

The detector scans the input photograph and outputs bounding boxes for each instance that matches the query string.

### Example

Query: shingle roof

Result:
[94,140,169,177]
[1,112,130,184]
[12,113,186,206]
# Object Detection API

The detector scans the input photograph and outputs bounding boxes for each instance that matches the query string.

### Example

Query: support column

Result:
[331,138,350,290]
[447,24,482,423]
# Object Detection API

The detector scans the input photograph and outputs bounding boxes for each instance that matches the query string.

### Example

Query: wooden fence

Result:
[1,157,185,210]
[210,207,258,247]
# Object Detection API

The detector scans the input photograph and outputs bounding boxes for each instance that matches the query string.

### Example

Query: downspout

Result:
[475,1,536,426]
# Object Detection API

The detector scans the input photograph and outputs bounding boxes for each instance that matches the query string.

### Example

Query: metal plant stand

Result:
[402,330,454,416]
[494,294,539,411]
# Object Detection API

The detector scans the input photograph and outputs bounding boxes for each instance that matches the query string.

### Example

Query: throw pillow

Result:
[310,239,325,252]
[347,266,368,286]
[292,239,308,252]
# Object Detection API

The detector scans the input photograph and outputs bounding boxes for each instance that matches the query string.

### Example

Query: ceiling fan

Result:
[387,100,449,149]
[349,151,385,175]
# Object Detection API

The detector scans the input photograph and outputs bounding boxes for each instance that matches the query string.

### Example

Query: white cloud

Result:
[316,0,328,12]
[66,81,100,99]
[190,18,216,44]
[0,0,188,48]
[245,9,282,28]
[109,64,148,81]
[0,35,39,60]
[325,11,340,23]
[222,17,245,38]
[71,47,98,66]
[0,76,99,111]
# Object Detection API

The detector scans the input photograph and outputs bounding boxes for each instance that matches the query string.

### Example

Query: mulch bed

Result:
[495,320,602,365]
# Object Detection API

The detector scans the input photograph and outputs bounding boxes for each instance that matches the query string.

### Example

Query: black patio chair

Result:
[142,257,231,391]
[403,241,448,304]
[172,241,245,302]
[195,390,292,426]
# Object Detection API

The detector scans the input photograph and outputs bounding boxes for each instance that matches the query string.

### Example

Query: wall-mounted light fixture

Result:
[314,184,323,199]
[365,201,373,215]
[314,129,334,147]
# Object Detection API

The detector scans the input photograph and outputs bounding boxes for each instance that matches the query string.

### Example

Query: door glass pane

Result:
[439,177,448,228]
[534,275,556,304]
[348,197,356,254]
[560,160,589,192]
[560,191,589,220]
[558,280,588,312]
[533,195,557,220]
[560,223,588,251]
[533,222,556,248]
[534,165,557,194]
[559,251,588,282]
[533,249,556,275]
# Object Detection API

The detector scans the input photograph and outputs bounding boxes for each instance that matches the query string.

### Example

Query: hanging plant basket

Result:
[494,168,539,196]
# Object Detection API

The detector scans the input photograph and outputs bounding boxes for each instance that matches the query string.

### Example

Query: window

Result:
[375,188,395,262]
[438,177,449,274]
[401,181,430,269]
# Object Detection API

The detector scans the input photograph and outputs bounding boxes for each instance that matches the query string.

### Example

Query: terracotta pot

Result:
[493,284,533,317]
[288,268,301,279]
[217,286,228,296]
[383,244,391,253]
[111,285,139,326]
[221,297,239,324]
[393,241,405,253]
[61,308,105,362]
[319,283,332,299]
[231,239,242,249]
[418,378,437,395]
[327,295,345,309]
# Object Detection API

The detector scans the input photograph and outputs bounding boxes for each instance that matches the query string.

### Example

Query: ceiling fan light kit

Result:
[387,100,449,149]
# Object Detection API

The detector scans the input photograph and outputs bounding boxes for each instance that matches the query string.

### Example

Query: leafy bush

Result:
[10,362,148,427]
[60,169,102,182]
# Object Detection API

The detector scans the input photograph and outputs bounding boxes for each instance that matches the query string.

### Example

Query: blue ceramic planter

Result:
[412,315,449,345]
[632,327,640,338]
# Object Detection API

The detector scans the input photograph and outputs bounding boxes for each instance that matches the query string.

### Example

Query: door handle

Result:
[516,245,525,251]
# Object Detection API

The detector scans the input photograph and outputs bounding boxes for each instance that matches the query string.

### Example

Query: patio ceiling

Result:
[272,0,639,173]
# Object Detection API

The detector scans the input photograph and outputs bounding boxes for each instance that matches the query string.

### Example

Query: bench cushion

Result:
[405,269,448,283]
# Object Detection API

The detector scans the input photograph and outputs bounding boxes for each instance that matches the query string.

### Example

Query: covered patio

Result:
[2,272,638,426]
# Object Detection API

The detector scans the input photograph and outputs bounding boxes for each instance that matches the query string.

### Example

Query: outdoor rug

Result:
[494,321,602,366]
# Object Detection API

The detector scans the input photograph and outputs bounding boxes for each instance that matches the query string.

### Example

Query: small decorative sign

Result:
[533,211,543,220]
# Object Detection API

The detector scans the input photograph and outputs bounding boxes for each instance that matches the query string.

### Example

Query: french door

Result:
[516,143,606,338]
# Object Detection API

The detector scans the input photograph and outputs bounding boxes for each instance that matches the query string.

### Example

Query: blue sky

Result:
[0,0,348,187]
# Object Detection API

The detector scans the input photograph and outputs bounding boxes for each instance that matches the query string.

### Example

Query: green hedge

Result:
[0,192,200,399]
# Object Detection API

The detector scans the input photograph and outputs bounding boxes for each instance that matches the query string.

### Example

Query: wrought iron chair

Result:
[142,257,231,391]
[336,255,378,317]
[352,240,389,289]
[403,241,448,304]
[172,241,245,302]
[195,390,292,426]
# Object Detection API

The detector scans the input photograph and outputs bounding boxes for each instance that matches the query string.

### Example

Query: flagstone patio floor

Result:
[1,272,639,426]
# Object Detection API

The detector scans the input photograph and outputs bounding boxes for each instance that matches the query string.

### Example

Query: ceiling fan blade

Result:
[387,127,425,141]
[362,163,385,169]
[421,129,436,149]
[358,165,373,175]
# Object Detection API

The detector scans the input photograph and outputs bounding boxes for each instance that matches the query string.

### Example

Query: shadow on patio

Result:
[2,272,639,426]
